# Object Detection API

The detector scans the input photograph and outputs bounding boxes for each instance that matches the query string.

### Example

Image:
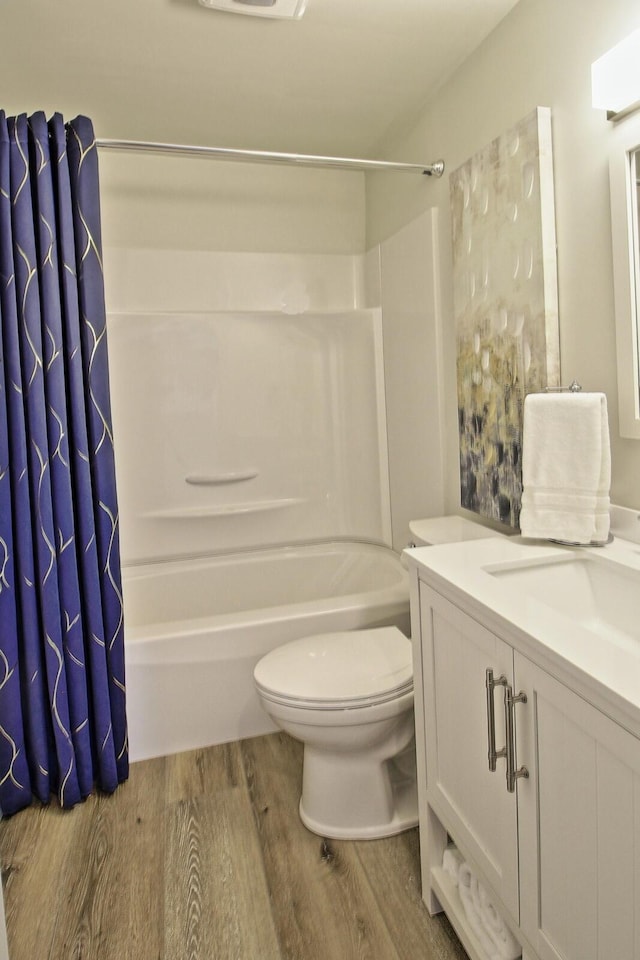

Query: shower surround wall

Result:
[105,258,399,760]
[100,154,445,549]
[107,304,392,564]
[104,221,446,562]
[101,153,383,564]
[101,156,445,757]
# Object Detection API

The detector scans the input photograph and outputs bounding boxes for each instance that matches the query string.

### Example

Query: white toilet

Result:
[254,516,503,841]
[254,626,417,840]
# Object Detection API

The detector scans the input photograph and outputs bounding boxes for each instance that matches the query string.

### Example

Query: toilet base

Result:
[298,748,419,840]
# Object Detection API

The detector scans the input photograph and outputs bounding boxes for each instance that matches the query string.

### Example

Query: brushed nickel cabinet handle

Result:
[504,684,529,793]
[485,668,508,772]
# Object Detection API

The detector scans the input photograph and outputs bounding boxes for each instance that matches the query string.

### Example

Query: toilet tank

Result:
[408,515,505,547]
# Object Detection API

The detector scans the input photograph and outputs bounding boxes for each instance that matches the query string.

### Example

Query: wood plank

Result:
[45,754,167,960]
[359,830,469,960]
[0,733,470,960]
[240,732,403,960]
[1,800,94,959]
[0,755,167,960]
[164,760,281,960]
[164,740,244,805]
[352,831,469,960]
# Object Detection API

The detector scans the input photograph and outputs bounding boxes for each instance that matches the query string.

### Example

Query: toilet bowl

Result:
[254,516,504,840]
[254,627,418,840]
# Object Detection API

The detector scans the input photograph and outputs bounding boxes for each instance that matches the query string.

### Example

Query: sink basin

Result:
[487,554,640,651]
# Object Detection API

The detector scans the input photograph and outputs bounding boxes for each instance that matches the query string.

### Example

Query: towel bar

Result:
[543,379,582,393]
[549,531,614,547]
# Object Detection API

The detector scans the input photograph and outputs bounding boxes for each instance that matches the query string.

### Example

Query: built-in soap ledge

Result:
[430,864,522,960]
[185,471,258,485]
[143,497,305,519]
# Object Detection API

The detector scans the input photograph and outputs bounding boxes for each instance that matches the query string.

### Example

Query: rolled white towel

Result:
[471,873,483,918]
[458,861,475,900]
[442,844,464,886]
[479,884,502,934]
[478,884,522,960]
[458,864,500,960]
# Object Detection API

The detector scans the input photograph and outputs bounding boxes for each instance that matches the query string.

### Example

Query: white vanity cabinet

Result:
[516,652,640,960]
[419,585,520,919]
[414,577,640,960]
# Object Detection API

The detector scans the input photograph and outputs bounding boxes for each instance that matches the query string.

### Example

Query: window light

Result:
[592,27,640,122]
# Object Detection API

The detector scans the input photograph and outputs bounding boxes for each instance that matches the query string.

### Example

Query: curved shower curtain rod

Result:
[95,138,445,177]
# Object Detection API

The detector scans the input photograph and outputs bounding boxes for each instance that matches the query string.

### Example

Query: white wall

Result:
[99,152,366,255]
[366,0,640,514]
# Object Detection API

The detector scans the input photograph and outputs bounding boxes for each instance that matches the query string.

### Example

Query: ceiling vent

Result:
[198,0,308,18]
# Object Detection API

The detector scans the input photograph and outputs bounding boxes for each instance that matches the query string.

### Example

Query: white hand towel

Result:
[519,392,611,544]
[478,884,522,960]
[442,844,464,886]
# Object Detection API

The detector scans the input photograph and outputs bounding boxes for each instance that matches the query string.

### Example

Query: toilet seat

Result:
[253,626,412,711]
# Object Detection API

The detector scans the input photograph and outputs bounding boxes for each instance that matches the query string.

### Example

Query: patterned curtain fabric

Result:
[0,112,128,815]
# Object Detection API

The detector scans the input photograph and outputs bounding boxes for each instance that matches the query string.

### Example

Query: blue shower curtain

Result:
[0,112,128,815]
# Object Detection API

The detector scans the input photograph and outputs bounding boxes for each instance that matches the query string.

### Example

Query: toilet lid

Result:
[254,627,413,710]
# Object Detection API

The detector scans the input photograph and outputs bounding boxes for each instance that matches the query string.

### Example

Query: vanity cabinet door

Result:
[419,583,520,921]
[515,653,640,960]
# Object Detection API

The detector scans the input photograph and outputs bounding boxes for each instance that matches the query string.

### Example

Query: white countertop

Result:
[405,531,640,739]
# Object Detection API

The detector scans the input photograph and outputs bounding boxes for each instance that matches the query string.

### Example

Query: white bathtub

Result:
[123,541,410,761]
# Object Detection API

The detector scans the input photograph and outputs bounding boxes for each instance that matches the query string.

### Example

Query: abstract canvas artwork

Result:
[450,107,560,528]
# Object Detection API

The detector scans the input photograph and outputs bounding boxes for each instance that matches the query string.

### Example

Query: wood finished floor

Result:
[0,733,468,960]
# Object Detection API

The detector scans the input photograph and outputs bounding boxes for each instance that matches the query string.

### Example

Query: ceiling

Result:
[3,0,520,158]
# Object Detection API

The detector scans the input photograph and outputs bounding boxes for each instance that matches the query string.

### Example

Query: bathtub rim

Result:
[120,535,396,571]
[122,538,408,646]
